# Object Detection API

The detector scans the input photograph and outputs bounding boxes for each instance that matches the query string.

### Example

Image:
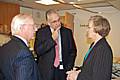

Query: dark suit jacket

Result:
[0,36,41,80]
[77,38,113,80]
[34,25,77,80]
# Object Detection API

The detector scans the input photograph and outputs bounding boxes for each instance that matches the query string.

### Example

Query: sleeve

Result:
[92,47,113,80]
[0,70,3,80]
[34,29,56,56]
[77,45,112,80]
[13,50,38,80]
[66,29,77,71]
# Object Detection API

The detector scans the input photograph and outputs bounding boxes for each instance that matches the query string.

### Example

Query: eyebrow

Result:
[51,18,60,23]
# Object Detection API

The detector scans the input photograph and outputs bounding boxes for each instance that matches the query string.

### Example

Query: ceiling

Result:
[0,0,120,13]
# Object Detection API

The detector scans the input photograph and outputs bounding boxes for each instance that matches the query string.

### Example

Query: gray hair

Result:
[45,9,58,21]
[11,13,32,35]
[89,15,111,37]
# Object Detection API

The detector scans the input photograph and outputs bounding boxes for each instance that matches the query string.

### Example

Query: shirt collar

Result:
[14,35,29,47]
[50,27,54,33]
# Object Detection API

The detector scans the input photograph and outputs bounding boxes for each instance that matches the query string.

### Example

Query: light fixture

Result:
[35,0,59,5]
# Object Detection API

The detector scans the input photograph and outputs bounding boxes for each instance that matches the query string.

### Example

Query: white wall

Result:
[20,6,120,66]
[20,7,46,25]
[58,6,120,66]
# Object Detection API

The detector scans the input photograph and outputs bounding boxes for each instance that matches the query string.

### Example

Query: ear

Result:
[48,22,50,26]
[19,24,26,33]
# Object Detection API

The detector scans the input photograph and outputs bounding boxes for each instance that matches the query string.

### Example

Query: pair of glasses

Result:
[21,24,38,31]
[50,18,60,24]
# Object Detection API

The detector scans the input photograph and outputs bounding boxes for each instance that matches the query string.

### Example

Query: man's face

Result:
[23,19,36,41]
[48,13,61,30]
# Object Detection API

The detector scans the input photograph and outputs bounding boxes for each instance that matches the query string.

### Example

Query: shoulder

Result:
[6,37,29,54]
[36,25,50,35]
[97,38,111,49]
[37,25,50,32]
[61,26,72,34]
[61,26,71,31]
[94,38,112,55]
[0,37,31,60]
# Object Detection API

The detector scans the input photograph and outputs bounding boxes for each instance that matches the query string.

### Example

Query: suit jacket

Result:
[77,38,113,80]
[34,25,77,80]
[0,36,41,80]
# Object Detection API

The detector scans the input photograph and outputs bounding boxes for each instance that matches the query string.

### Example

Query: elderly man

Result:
[34,9,77,80]
[0,13,41,80]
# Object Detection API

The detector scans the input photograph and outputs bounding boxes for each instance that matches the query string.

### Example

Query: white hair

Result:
[11,13,32,35]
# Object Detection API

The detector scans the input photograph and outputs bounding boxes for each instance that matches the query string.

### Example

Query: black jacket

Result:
[77,38,113,80]
[34,25,77,80]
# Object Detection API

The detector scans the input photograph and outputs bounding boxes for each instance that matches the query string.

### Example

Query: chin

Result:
[31,37,34,40]
[86,38,93,44]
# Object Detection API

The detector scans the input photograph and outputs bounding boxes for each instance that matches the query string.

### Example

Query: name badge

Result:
[59,65,64,69]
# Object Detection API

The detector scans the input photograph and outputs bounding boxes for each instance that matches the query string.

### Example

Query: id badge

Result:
[59,65,64,69]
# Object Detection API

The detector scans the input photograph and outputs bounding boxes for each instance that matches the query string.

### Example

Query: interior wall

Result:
[58,6,120,66]
[20,6,120,66]
[20,7,46,26]
[0,34,10,46]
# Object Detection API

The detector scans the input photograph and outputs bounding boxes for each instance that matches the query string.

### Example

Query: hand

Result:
[52,26,61,40]
[66,70,80,80]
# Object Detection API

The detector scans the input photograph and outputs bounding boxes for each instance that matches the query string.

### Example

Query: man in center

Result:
[34,9,77,80]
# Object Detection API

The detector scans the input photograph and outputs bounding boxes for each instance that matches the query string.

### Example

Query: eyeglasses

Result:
[21,23,38,28]
[50,18,60,24]
[20,24,38,31]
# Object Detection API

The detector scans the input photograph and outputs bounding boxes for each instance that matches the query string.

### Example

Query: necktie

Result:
[54,39,60,67]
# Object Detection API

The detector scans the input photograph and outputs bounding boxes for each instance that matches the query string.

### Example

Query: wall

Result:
[0,1,20,34]
[0,34,10,46]
[20,7,46,26]
[20,6,120,66]
[58,6,120,66]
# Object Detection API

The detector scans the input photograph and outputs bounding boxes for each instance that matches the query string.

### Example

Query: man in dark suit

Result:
[67,15,113,80]
[0,13,41,80]
[34,9,77,80]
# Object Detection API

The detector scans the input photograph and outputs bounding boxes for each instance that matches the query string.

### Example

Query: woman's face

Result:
[86,21,96,41]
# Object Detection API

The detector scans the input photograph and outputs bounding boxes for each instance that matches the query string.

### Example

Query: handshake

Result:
[66,66,81,80]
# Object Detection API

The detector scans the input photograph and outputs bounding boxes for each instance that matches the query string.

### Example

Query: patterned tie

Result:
[54,39,60,67]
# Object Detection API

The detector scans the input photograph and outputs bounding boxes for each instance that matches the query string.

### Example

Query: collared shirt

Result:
[50,27,62,62]
[14,35,29,47]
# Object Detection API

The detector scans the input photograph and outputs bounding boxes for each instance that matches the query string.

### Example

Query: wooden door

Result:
[60,12,74,32]
[0,2,20,34]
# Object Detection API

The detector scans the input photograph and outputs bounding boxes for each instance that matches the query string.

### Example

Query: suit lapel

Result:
[83,43,95,64]
[45,25,52,37]
[83,38,106,64]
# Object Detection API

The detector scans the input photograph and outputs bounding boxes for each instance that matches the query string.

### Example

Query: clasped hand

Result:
[66,67,81,80]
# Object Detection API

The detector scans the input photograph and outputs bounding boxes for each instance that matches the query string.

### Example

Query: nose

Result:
[33,24,38,32]
[56,21,61,26]
[34,27,38,31]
